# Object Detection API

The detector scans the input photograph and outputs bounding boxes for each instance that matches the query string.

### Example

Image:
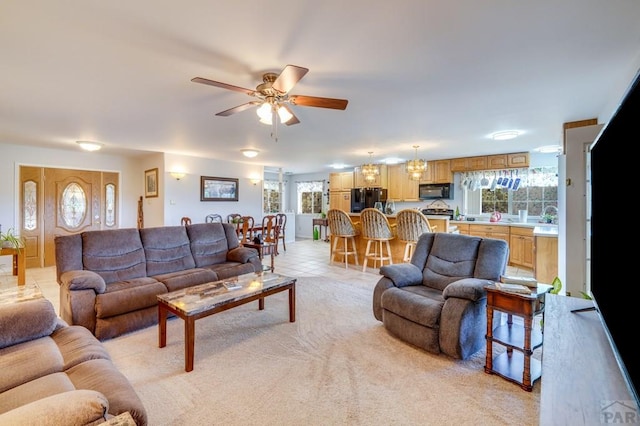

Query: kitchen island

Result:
[329,212,453,266]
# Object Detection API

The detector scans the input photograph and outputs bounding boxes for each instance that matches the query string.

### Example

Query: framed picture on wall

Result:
[201,176,239,201]
[144,168,159,198]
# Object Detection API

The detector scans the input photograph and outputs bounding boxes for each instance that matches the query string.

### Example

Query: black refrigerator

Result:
[350,188,387,213]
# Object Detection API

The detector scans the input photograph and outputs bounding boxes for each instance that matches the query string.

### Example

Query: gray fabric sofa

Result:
[0,296,147,425]
[55,222,262,340]
[372,232,509,360]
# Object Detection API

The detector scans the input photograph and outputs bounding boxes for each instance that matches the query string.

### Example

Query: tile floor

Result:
[0,238,533,314]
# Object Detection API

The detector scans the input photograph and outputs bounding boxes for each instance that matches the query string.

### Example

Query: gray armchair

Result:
[372,232,509,359]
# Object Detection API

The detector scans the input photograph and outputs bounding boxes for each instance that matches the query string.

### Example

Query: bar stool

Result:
[327,209,360,269]
[360,208,395,272]
[395,209,436,262]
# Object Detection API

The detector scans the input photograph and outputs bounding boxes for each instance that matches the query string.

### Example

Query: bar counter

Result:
[328,212,452,266]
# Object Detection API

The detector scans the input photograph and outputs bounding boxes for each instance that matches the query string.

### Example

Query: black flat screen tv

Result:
[589,67,640,404]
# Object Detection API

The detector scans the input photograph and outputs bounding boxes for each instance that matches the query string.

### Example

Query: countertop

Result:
[451,220,558,237]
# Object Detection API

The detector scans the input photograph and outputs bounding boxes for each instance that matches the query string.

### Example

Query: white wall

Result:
[163,153,263,225]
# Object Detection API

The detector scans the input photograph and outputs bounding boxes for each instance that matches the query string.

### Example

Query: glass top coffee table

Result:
[157,271,296,372]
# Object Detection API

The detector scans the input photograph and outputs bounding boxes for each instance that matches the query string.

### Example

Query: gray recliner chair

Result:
[372,232,509,360]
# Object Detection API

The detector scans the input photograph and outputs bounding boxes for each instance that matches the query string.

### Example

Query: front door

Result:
[19,166,119,268]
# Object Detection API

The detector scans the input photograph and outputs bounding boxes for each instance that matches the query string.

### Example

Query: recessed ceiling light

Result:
[491,130,521,141]
[76,141,102,151]
[241,149,259,158]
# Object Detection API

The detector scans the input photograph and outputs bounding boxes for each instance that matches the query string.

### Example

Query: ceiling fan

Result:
[191,64,348,139]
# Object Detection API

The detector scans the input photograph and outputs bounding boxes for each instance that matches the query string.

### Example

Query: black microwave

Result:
[418,183,454,200]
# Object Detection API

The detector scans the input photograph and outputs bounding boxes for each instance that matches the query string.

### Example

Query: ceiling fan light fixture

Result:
[405,145,427,181]
[256,102,273,122]
[277,105,293,124]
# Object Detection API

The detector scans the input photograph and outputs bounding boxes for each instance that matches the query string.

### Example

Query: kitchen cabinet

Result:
[329,172,354,191]
[455,223,470,235]
[420,160,452,184]
[387,164,418,201]
[535,235,558,285]
[487,154,508,169]
[329,191,351,212]
[509,226,534,269]
[508,152,529,168]
[448,152,530,172]
[353,165,388,188]
[468,224,509,243]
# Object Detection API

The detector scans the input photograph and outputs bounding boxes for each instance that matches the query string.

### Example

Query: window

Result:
[470,167,558,218]
[296,181,323,214]
[263,180,282,214]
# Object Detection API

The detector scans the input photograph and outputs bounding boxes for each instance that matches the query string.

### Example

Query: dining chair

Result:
[205,214,223,223]
[261,215,279,254]
[326,209,360,269]
[359,208,396,272]
[180,216,192,226]
[238,216,255,244]
[275,213,287,253]
[395,209,436,262]
[226,213,242,224]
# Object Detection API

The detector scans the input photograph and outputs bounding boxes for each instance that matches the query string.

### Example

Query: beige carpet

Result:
[102,277,540,425]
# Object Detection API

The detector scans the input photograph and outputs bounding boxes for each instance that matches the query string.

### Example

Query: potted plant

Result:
[1,227,24,250]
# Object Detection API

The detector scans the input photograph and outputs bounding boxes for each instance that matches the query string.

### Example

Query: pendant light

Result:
[361,152,380,184]
[406,145,427,180]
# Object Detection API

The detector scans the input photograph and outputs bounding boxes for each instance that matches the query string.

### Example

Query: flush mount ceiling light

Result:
[405,145,427,181]
[76,141,102,151]
[241,149,259,158]
[491,130,521,141]
[360,152,380,184]
[536,145,562,154]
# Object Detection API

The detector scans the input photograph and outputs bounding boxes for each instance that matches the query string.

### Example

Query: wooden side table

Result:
[312,218,329,242]
[484,283,551,391]
[242,241,276,272]
[0,247,26,286]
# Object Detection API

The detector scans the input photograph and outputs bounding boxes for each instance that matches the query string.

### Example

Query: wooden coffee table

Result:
[157,271,296,372]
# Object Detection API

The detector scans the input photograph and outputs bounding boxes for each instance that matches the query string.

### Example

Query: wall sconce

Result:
[170,172,186,180]
[250,178,261,186]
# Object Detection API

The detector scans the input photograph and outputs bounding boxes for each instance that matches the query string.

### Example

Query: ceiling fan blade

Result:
[280,105,300,126]
[215,101,261,117]
[191,77,256,96]
[272,65,309,94]
[289,95,348,110]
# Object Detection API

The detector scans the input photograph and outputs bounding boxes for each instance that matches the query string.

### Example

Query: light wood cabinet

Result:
[448,152,530,172]
[387,164,418,201]
[420,160,452,184]
[535,235,558,284]
[487,154,508,169]
[353,165,388,188]
[507,152,530,168]
[329,191,351,212]
[454,222,470,235]
[329,172,354,191]
[468,224,509,243]
[509,226,534,269]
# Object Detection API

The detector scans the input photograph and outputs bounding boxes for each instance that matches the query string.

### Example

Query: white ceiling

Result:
[2,1,640,174]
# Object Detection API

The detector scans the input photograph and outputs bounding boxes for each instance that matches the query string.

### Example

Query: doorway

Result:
[19,166,119,268]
